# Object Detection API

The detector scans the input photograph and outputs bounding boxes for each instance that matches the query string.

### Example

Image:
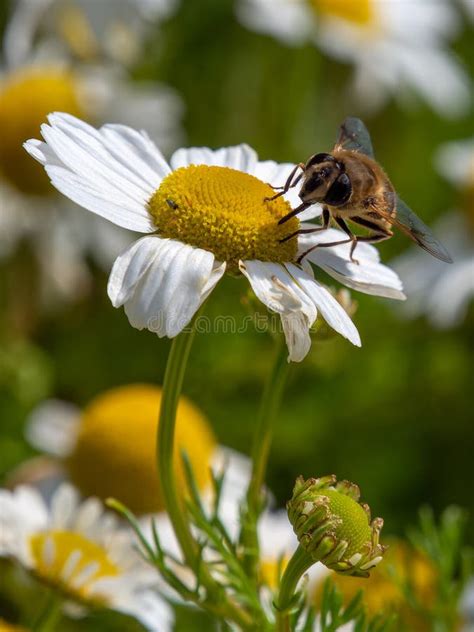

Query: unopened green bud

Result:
[287,475,386,578]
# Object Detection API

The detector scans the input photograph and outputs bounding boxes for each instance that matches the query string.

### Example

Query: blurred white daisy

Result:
[236,0,470,117]
[17,384,233,516]
[25,113,404,361]
[458,0,474,23]
[0,483,173,631]
[393,138,474,328]
[4,0,179,69]
[0,21,183,307]
[14,383,253,602]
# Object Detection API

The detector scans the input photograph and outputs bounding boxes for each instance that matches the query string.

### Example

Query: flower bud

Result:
[287,475,386,577]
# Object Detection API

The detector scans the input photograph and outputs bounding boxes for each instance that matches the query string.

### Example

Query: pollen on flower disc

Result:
[66,384,216,515]
[148,165,299,267]
[0,68,84,195]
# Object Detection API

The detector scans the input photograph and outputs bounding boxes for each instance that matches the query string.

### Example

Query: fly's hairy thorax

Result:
[330,150,396,229]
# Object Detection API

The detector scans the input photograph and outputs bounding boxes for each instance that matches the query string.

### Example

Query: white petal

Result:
[170,144,258,174]
[118,587,174,632]
[43,164,155,233]
[70,561,100,589]
[239,260,316,362]
[258,511,297,560]
[285,264,361,347]
[50,484,80,530]
[25,399,81,458]
[239,260,315,319]
[236,0,314,46]
[296,205,323,222]
[299,227,381,262]
[74,498,104,536]
[108,236,165,307]
[111,238,224,337]
[2,0,54,66]
[0,486,48,563]
[25,113,170,233]
[60,550,82,581]
[100,124,171,186]
[300,227,405,300]
[23,139,63,167]
[434,138,474,187]
[41,118,153,201]
[280,311,312,362]
[427,257,474,328]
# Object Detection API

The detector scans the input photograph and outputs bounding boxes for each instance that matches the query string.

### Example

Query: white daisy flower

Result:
[4,0,179,69]
[0,483,173,632]
[458,0,474,23]
[393,138,474,328]
[25,113,404,361]
[0,55,183,306]
[19,384,230,516]
[236,0,470,117]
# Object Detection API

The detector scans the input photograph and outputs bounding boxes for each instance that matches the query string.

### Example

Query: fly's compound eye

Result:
[305,153,335,169]
[324,172,352,207]
[303,173,323,194]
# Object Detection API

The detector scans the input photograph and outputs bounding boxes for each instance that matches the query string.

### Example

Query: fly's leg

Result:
[280,207,330,243]
[264,163,305,201]
[297,215,392,264]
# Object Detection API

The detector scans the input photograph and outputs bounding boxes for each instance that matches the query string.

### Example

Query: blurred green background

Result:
[0,0,473,629]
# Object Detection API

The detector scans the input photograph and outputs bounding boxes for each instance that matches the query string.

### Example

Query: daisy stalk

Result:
[156,310,254,629]
[241,333,290,577]
[32,591,62,632]
[156,313,200,570]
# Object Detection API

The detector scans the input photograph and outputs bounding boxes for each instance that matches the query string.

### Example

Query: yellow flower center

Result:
[66,384,217,515]
[310,0,375,27]
[320,489,371,558]
[29,530,119,603]
[0,68,84,195]
[148,165,299,268]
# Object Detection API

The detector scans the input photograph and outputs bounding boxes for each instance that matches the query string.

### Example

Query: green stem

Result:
[32,591,62,632]
[247,335,289,510]
[156,313,254,630]
[157,319,200,568]
[275,545,314,632]
[240,336,290,575]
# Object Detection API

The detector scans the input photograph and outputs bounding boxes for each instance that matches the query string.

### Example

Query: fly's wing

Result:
[381,197,453,263]
[336,117,374,158]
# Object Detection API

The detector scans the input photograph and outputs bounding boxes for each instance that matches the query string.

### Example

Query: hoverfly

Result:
[268,117,452,264]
